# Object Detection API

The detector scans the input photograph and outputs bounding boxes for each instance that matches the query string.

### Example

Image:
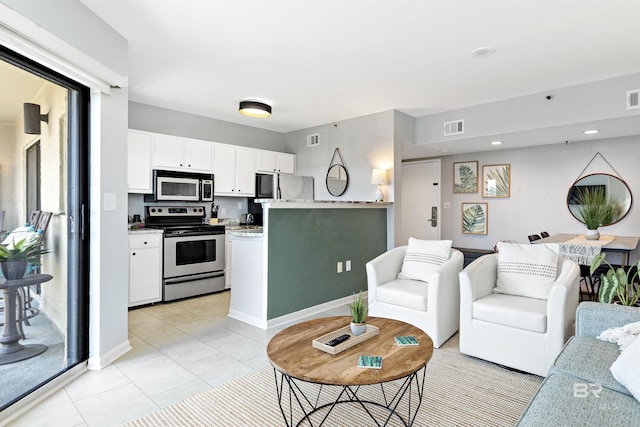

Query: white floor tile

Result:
[73,383,158,427]
[6,389,84,427]
[64,364,131,402]
[148,378,211,409]
[116,352,199,397]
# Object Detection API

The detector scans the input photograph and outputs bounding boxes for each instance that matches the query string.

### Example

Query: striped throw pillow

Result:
[495,242,559,300]
[398,238,452,283]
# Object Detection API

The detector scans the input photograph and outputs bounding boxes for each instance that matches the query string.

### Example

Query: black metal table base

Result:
[272,366,426,427]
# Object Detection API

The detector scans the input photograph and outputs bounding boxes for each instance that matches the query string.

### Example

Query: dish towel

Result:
[558,235,614,266]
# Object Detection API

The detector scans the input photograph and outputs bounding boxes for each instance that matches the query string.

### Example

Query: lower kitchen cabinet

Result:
[129,232,163,307]
[225,230,232,289]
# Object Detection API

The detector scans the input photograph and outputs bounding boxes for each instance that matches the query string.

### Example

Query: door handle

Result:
[430,206,437,227]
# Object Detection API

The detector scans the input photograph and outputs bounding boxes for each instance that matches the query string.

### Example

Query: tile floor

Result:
[6,291,349,427]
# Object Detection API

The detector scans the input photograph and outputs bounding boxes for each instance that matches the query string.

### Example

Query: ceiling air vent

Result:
[444,119,464,136]
[306,133,320,147]
[627,89,639,110]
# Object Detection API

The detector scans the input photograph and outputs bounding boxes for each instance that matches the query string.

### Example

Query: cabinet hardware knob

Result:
[132,252,136,256]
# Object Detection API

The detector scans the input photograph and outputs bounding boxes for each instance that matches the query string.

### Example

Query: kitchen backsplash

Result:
[127,194,248,223]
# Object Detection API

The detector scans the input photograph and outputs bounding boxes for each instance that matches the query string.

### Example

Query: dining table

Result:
[535,233,639,267]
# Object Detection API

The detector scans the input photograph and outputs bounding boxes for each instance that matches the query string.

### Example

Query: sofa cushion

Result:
[376,278,428,311]
[517,372,640,427]
[551,336,628,395]
[397,238,451,283]
[611,335,640,403]
[495,242,558,300]
[472,294,547,333]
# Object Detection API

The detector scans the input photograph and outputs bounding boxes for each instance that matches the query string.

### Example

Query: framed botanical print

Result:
[453,161,478,193]
[462,203,488,235]
[482,164,510,198]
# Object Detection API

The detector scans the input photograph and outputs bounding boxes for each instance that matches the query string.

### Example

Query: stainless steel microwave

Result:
[147,170,214,202]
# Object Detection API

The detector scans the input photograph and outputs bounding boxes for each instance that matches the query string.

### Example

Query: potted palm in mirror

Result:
[349,291,368,336]
[590,253,640,306]
[575,186,622,240]
[0,237,50,280]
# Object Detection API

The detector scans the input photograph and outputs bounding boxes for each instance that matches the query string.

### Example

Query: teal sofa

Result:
[517,302,640,426]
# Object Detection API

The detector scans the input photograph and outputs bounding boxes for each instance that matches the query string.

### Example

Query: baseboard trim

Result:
[228,309,268,329]
[267,293,362,329]
[87,339,131,370]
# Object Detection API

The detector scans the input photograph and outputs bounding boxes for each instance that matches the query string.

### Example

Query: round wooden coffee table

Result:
[267,316,433,426]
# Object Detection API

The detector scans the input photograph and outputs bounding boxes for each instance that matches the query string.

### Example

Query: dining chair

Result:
[528,234,542,243]
[540,231,550,238]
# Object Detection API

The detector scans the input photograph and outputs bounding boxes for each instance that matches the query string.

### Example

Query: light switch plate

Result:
[443,202,451,209]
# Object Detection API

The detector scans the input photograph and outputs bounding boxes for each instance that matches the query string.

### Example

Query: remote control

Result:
[326,334,350,347]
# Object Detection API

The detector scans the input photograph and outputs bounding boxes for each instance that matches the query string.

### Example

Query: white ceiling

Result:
[78,0,640,136]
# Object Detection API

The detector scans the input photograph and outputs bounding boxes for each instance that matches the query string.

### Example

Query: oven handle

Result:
[164,271,224,285]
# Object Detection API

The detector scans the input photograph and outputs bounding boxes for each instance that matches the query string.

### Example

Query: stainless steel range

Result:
[145,205,225,301]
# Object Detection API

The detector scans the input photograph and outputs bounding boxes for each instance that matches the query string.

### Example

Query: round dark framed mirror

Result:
[567,173,632,226]
[326,164,349,197]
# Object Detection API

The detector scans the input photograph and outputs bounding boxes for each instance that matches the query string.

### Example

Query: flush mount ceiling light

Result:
[583,129,600,135]
[490,140,503,145]
[239,100,271,118]
[472,46,496,57]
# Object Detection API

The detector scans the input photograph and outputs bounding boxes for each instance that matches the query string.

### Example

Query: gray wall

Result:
[439,135,640,262]
[129,102,287,151]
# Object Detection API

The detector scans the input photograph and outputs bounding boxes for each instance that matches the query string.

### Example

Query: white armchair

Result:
[366,246,464,348]
[459,252,580,377]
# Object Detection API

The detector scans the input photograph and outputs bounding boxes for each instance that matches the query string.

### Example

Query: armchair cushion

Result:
[398,238,452,283]
[376,279,428,311]
[495,242,558,300]
[473,294,547,333]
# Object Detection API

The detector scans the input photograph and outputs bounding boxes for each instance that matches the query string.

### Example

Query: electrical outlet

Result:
[337,262,343,273]
[220,208,227,216]
[346,260,351,271]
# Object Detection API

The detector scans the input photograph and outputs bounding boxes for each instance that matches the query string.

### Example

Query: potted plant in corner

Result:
[575,186,621,240]
[590,253,640,306]
[0,237,50,280]
[349,291,368,336]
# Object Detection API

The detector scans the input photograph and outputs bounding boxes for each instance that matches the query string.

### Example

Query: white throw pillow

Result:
[494,242,559,300]
[597,321,640,352]
[397,238,452,283]
[610,334,640,403]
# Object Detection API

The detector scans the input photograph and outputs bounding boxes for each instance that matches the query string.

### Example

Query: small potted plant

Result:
[0,237,50,280]
[349,291,368,336]
[590,253,640,306]
[575,187,621,240]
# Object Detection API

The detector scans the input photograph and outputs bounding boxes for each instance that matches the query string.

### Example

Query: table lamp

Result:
[371,169,388,202]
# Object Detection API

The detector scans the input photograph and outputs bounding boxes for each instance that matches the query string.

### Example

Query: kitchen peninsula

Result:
[228,200,391,329]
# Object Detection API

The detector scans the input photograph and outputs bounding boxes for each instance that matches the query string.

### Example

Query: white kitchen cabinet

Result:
[256,150,296,174]
[153,134,213,172]
[214,144,256,196]
[128,232,163,307]
[127,130,153,193]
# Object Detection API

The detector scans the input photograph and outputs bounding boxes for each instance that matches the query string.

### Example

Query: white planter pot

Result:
[350,322,367,336]
[585,228,600,240]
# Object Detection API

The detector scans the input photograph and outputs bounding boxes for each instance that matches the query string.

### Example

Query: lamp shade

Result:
[371,169,388,185]
[239,100,271,118]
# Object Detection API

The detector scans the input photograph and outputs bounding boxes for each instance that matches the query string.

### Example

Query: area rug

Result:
[124,335,542,426]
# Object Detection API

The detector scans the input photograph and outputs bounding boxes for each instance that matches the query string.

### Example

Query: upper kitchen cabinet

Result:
[128,130,153,193]
[256,150,296,174]
[214,144,256,197]
[153,134,213,172]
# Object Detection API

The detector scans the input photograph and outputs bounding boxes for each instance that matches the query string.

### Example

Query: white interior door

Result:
[399,159,441,245]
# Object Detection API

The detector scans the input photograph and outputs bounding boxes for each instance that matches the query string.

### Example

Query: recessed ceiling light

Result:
[472,47,496,57]
[583,129,600,135]
[490,140,502,145]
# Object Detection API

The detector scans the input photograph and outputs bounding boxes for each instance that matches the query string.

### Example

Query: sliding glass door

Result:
[0,45,89,411]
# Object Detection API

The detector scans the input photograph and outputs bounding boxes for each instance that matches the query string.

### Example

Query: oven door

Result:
[164,233,225,278]
[156,176,201,201]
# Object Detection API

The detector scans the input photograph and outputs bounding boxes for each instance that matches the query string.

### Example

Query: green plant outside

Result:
[0,237,50,264]
[575,186,623,230]
[590,252,640,306]
[349,291,368,324]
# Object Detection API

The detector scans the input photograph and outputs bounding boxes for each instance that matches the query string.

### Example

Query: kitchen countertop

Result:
[128,227,163,234]
[228,229,264,237]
